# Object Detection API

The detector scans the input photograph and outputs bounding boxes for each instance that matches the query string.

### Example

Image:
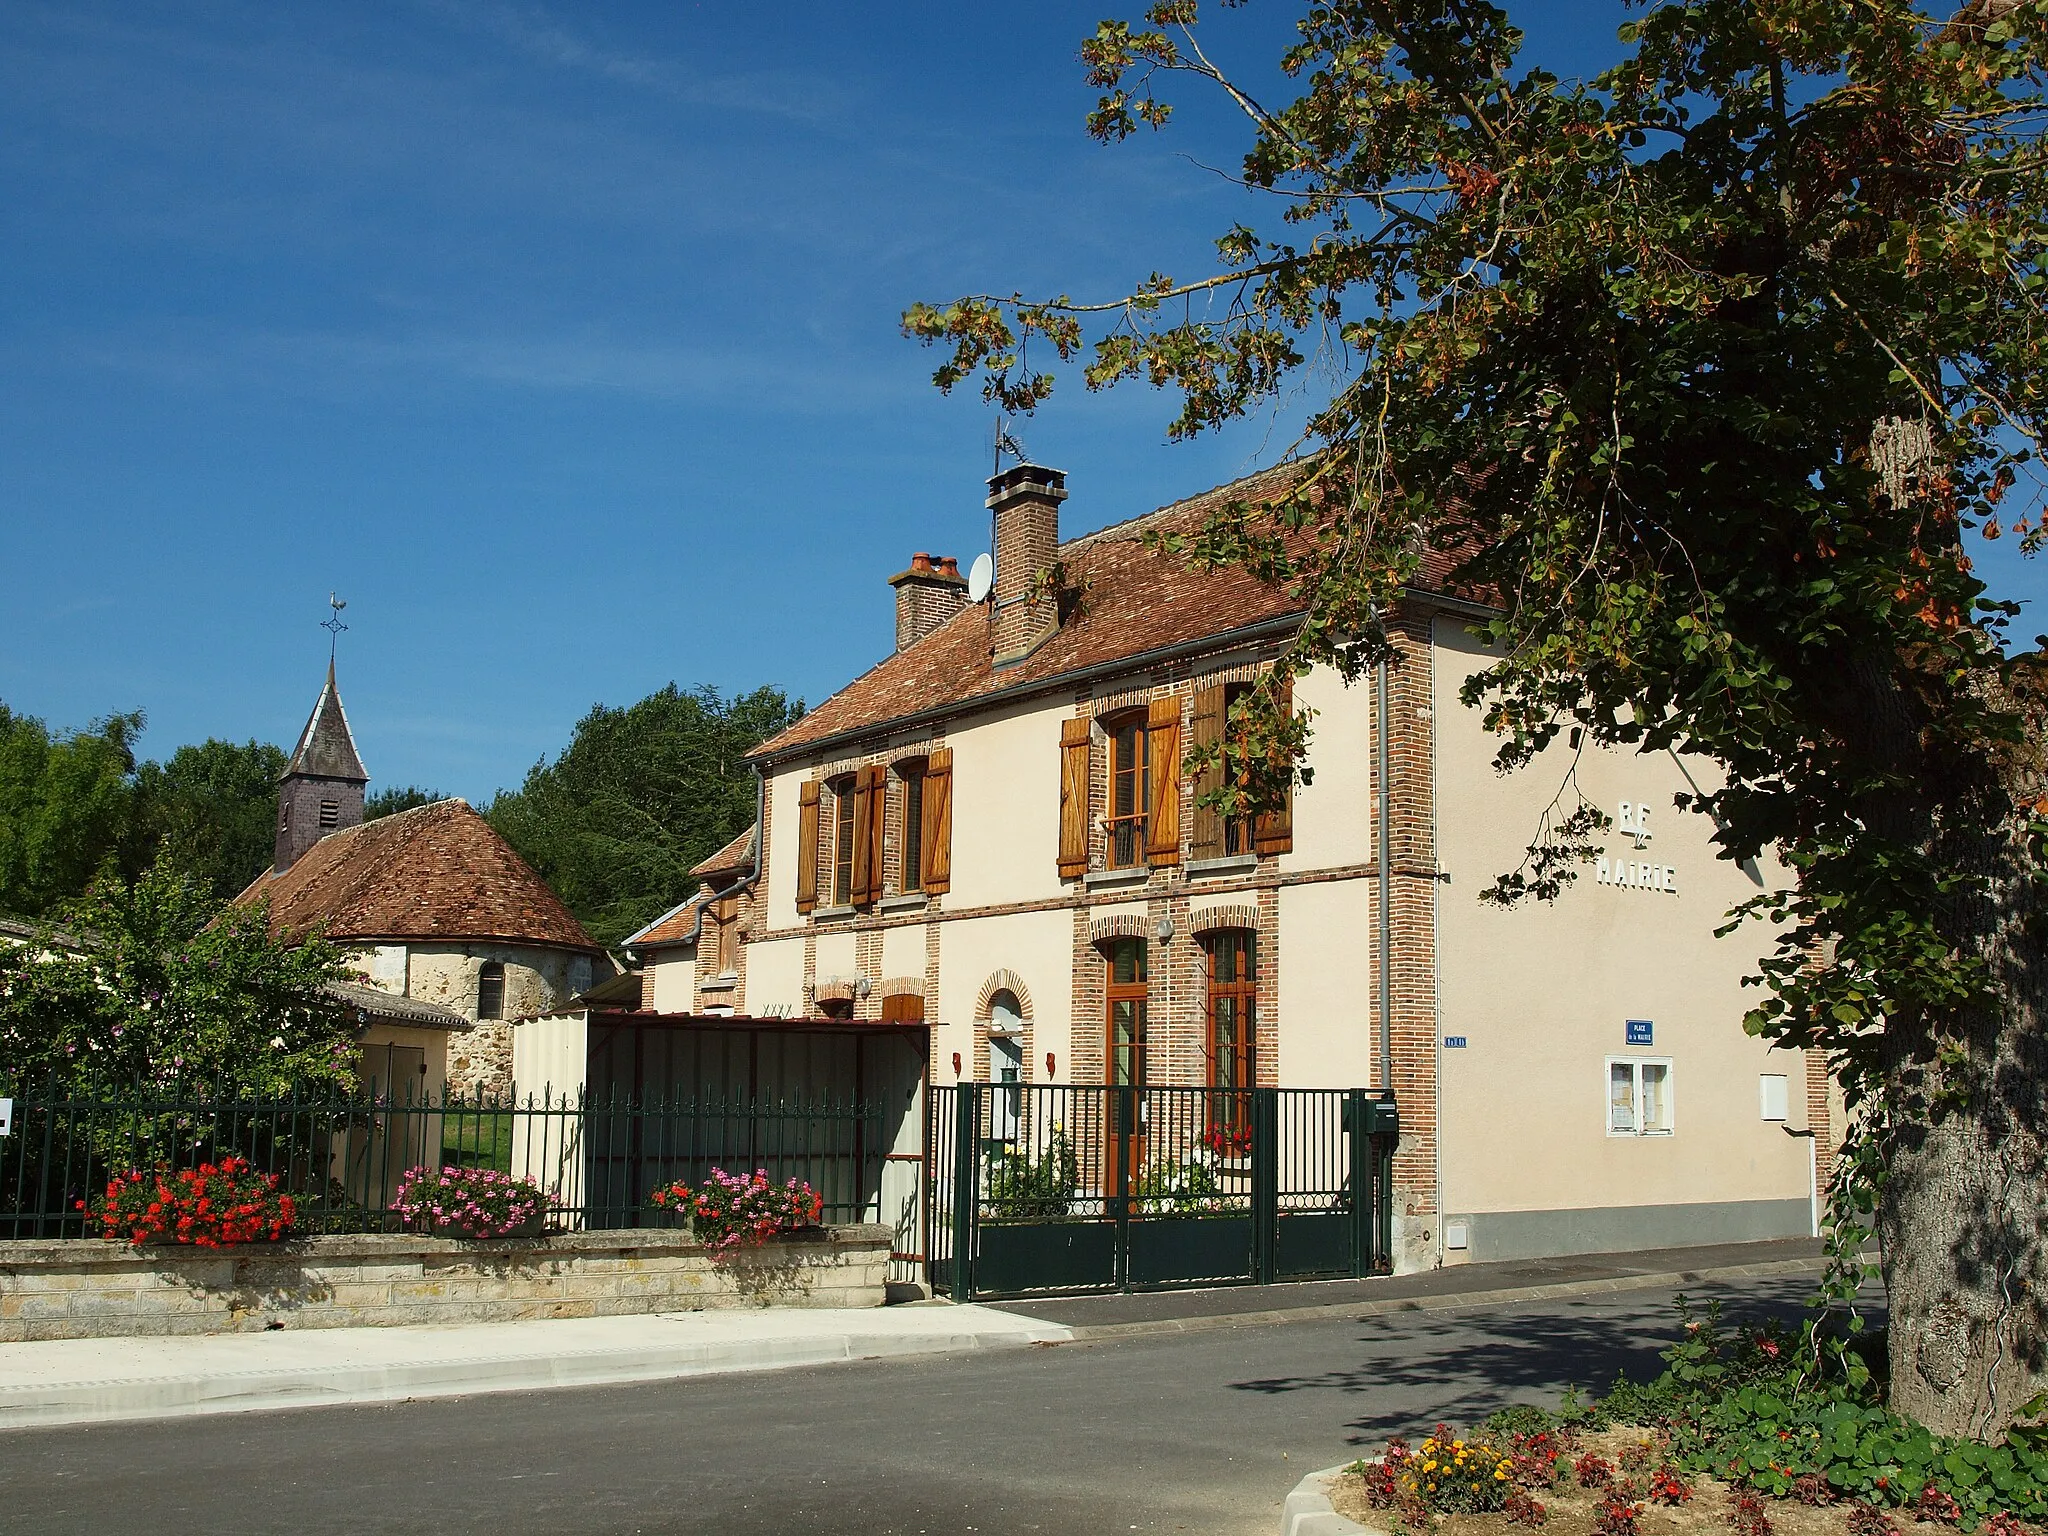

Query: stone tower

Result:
[274,659,369,873]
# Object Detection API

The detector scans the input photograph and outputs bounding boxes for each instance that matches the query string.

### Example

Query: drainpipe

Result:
[1376,655,1394,1095]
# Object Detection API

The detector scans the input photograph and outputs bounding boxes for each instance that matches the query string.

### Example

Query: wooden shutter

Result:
[1145,694,1182,867]
[922,748,953,894]
[851,764,879,907]
[795,779,821,914]
[1058,716,1092,879]
[1253,675,1295,856]
[1189,684,1225,861]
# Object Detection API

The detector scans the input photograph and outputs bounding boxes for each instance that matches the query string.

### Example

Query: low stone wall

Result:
[0,1224,891,1342]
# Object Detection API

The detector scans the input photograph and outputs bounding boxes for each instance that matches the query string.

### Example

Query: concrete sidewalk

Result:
[999,1236,1831,1335]
[0,1304,1073,1430]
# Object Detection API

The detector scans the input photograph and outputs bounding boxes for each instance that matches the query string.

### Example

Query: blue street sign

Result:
[1443,1036,1468,1049]
[1625,1020,1654,1046]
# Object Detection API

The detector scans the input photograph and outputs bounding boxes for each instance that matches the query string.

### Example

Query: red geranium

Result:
[82,1157,295,1247]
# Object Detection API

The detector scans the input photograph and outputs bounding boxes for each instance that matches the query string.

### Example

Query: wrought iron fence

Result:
[929,1082,1396,1299]
[0,1078,895,1239]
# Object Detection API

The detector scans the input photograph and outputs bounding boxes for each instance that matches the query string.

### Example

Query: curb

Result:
[0,1312,1073,1431]
[1281,1466,1377,1536]
[1062,1256,1824,1342]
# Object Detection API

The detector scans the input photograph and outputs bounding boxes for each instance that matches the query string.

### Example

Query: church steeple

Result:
[274,657,369,873]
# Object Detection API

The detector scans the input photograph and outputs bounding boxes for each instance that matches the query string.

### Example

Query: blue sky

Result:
[3,2,2041,803]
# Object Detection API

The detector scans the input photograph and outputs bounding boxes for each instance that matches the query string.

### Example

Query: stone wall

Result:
[0,1225,889,1342]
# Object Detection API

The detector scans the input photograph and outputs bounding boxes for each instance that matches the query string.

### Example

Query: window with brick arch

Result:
[1104,937,1147,1088]
[1104,713,1150,870]
[830,775,856,906]
[1204,931,1255,1153]
[897,758,927,894]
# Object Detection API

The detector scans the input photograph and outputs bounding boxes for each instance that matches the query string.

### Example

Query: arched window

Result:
[1204,931,1255,1152]
[988,987,1025,1142]
[476,961,505,1021]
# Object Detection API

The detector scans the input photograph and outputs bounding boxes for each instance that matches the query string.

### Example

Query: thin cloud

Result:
[418,0,855,122]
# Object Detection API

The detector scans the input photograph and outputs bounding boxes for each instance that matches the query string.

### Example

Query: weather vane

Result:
[321,592,348,658]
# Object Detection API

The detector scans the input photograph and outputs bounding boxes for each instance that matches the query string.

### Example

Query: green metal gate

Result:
[928,1083,1395,1300]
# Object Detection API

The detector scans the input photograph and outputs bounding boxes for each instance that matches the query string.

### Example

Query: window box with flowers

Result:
[391,1165,555,1240]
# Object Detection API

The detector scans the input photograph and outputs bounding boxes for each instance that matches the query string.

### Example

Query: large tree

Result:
[128,738,290,904]
[488,684,803,946]
[0,704,140,918]
[909,1,2048,1437]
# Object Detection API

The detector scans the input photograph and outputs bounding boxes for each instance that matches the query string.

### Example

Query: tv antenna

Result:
[321,593,349,658]
[993,417,1028,476]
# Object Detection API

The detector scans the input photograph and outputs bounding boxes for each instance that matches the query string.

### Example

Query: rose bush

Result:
[391,1165,552,1239]
[648,1169,822,1251]
[84,1156,295,1246]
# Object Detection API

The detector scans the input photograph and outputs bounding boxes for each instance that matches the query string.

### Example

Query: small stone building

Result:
[235,662,606,1098]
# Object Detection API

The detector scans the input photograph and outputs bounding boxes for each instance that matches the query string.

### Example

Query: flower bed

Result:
[83,1157,296,1247]
[1330,1304,2048,1536]
[648,1169,822,1251]
[391,1165,552,1239]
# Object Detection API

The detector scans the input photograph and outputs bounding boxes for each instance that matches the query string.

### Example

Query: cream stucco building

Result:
[628,461,1836,1274]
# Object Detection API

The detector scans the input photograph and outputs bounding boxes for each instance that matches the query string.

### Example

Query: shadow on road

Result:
[1225,1278,1860,1445]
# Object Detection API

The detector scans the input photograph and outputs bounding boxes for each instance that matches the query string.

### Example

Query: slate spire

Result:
[274,658,370,873]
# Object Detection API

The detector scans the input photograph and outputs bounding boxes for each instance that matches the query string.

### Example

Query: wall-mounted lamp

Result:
[856,976,872,999]
[951,1051,962,1077]
[1155,916,1174,943]
[1045,1052,1057,1078]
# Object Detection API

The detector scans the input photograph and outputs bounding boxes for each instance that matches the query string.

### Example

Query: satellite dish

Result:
[967,552,994,604]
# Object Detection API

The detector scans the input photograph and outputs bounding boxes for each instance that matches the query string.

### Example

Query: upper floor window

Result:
[830,775,857,906]
[1221,683,1254,857]
[897,760,927,894]
[476,960,505,1020]
[1104,713,1150,870]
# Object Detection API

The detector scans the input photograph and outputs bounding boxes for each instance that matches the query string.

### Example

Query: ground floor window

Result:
[1203,931,1255,1155]
[1607,1057,1674,1136]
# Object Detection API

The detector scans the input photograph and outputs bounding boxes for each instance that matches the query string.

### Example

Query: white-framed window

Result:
[1607,1057,1674,1136]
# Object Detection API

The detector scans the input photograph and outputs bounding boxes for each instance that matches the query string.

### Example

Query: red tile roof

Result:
[234,799,599,953]
[750,462,1471,760]
[628,890,712,949]
[691,825,756,880]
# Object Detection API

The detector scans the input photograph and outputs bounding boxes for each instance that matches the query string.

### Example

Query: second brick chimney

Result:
[888,552,969,651]
[987,464,1067,667]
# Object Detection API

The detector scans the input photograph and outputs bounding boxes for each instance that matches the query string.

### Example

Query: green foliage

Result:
[0,703,141,918]
[1488,1302,2048,1529]
[0,855,356,1101]
[487,684,803,946]
[365,785,445,820]
[983,1132,1080,1219]
[1132,1153,1228,1213]
[129,738,289,904]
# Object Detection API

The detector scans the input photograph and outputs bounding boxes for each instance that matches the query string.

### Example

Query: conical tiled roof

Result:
[284,659,368,783]
[235,799,598,952]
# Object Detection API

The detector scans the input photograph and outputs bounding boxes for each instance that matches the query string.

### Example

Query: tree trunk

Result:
[1876,753,2048,1440]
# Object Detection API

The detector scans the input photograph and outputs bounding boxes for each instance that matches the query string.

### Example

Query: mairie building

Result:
[617,462,1835,1272]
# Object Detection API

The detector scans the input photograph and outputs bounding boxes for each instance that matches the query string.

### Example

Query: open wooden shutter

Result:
[1189,684,1225,861]
[1253,675,1295,856]
[865,763,887,903]
[850,764,879,907]
[1145,694,1182,867]
[921,748,953,894]
[795,780,821,914]
[1058,716,1091,879]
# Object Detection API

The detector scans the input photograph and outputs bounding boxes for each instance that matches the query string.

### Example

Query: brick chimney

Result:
[987,464,1067,667]
[887,552,969,651]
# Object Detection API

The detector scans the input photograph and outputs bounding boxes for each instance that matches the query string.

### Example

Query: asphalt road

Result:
[0,1276,1816,1536]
